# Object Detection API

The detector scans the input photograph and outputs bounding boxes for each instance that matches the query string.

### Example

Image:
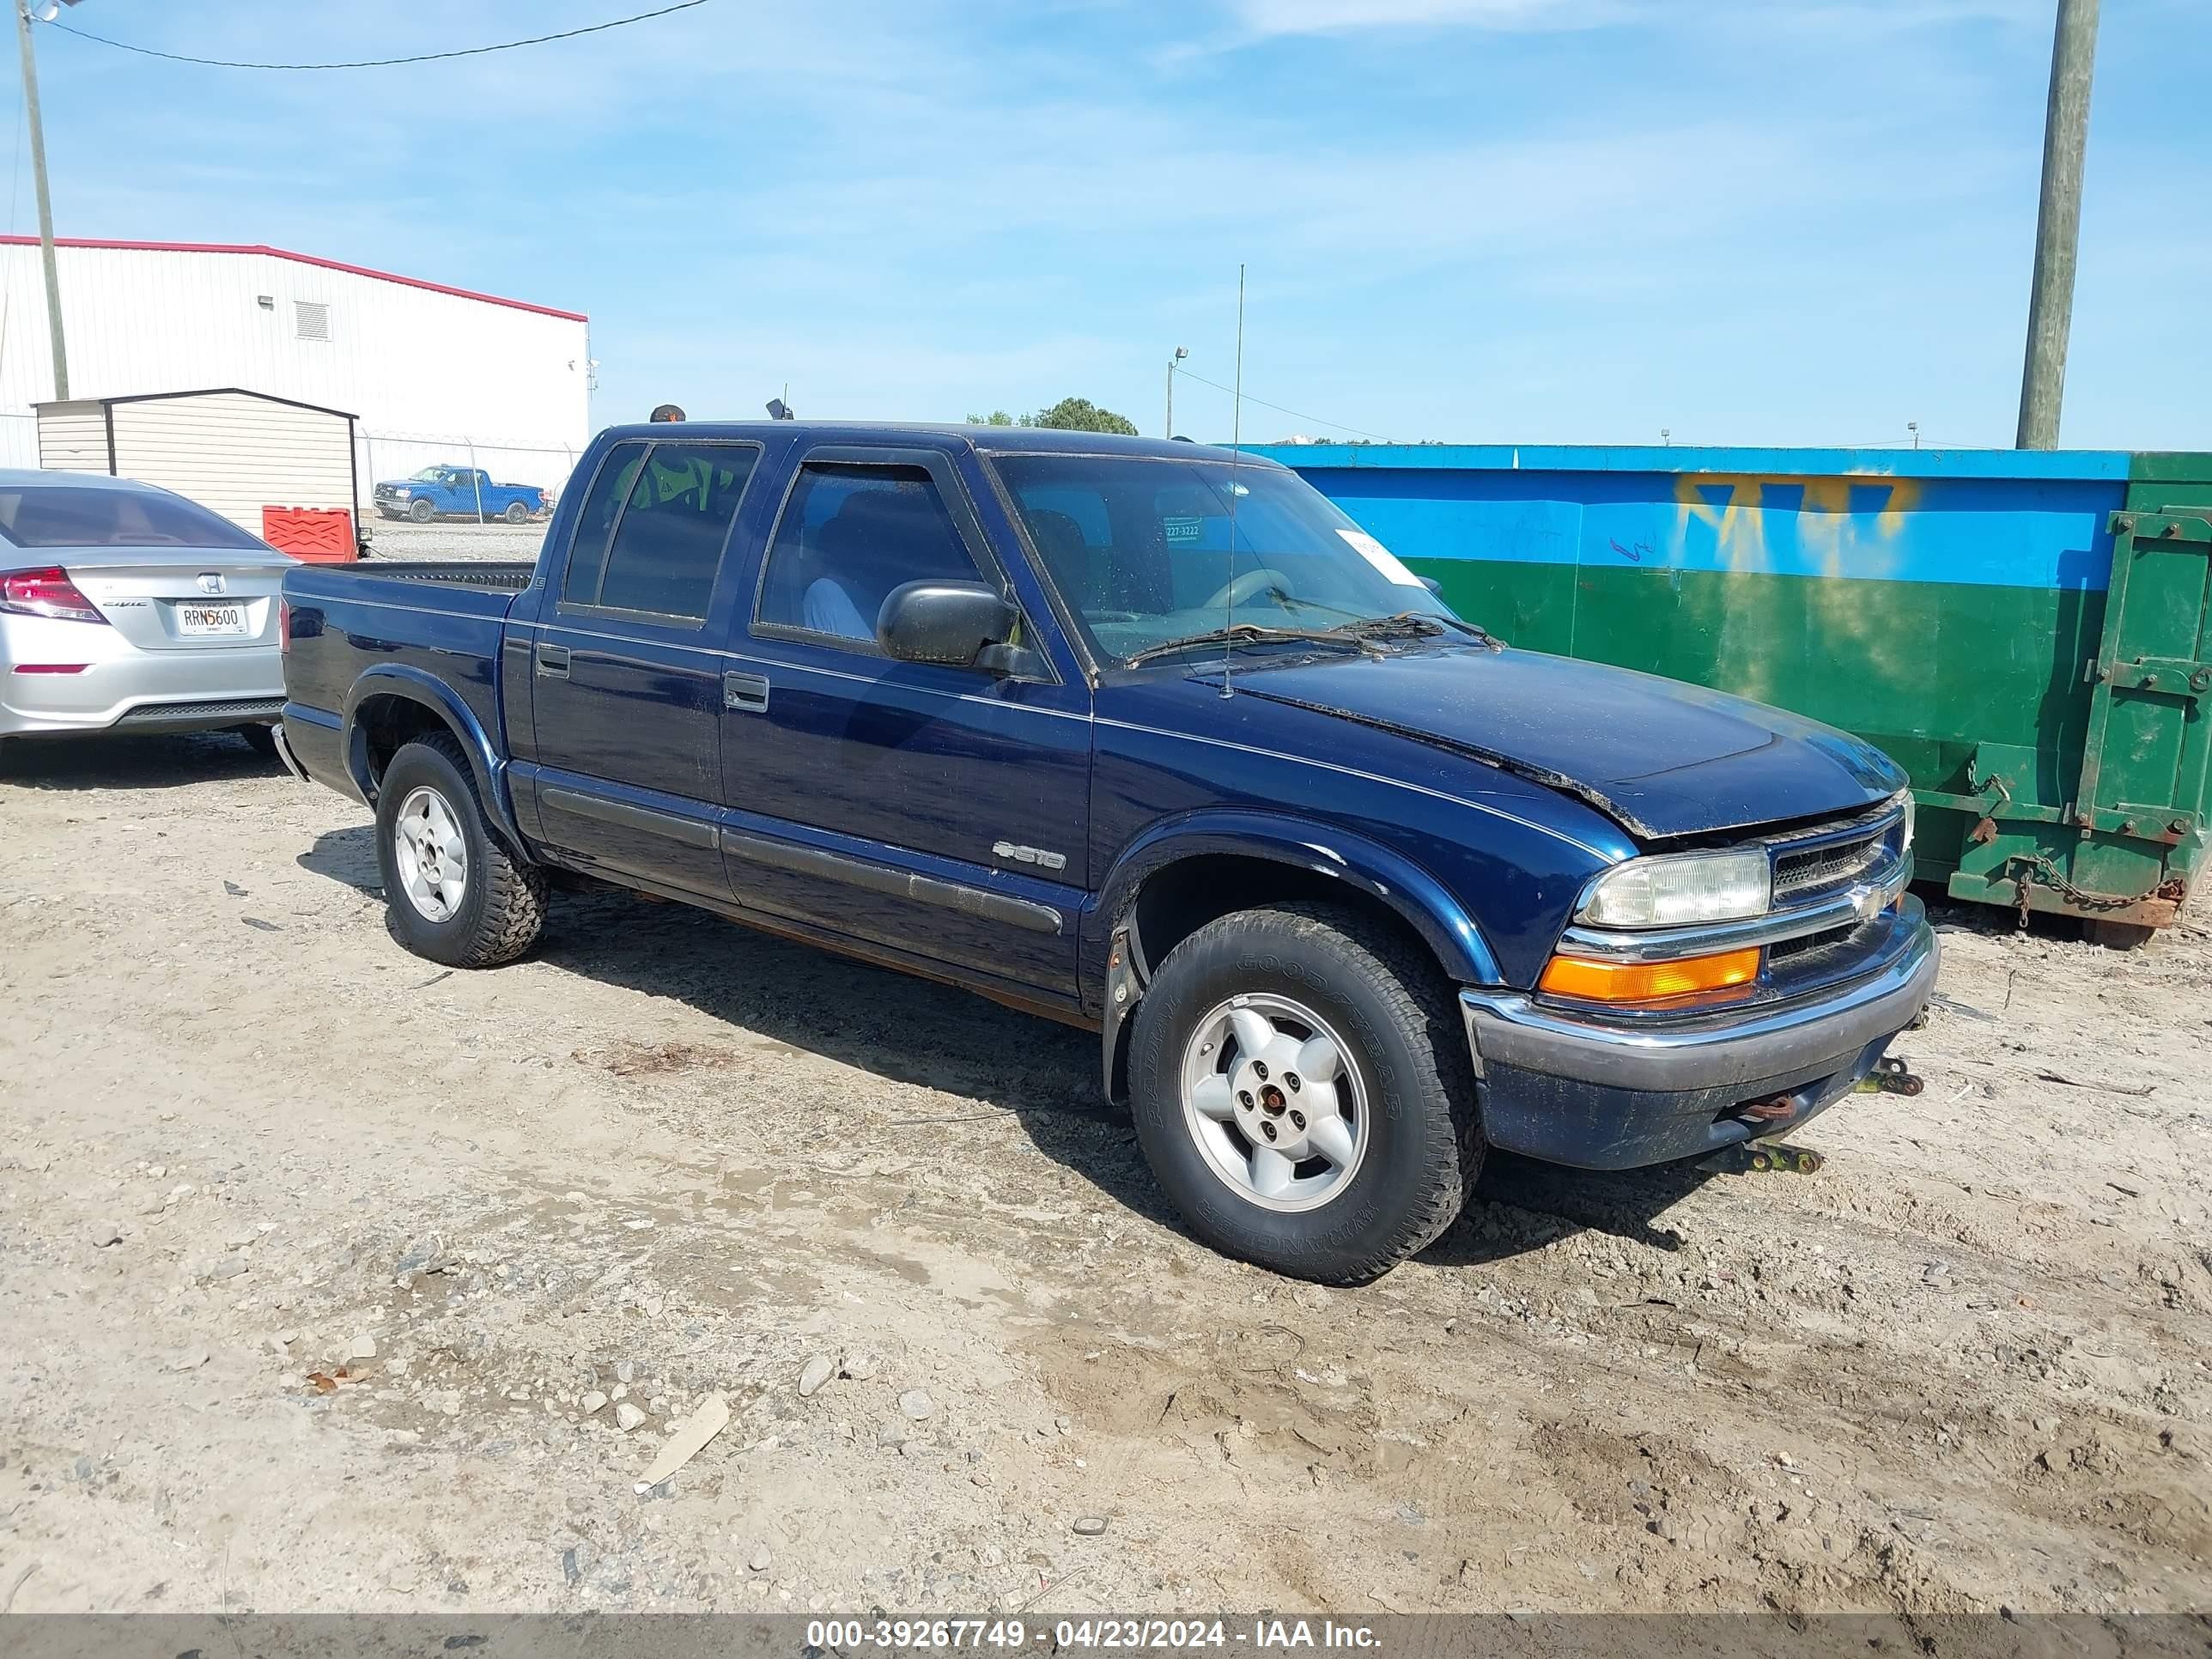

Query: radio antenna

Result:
[1221,263,1246,701]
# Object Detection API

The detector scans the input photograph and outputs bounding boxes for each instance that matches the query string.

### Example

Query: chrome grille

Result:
[1769,805,1904,906]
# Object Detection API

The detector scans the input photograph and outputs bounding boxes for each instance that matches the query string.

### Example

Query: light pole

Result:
[1165,346,1187,438]
[1907,421,1920,449]
[14,0,80,401]
[2016,0,2100,449]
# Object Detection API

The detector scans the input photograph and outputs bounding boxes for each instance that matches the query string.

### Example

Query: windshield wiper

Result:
[1123,622,1390,668]
[1351,608,1503,650]
[1264,600,1502,651]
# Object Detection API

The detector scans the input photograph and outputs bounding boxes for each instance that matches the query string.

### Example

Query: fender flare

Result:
[341,665,525,852]
[1092,810,1501,1103]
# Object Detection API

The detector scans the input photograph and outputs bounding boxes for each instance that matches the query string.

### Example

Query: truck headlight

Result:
[392,488,411,498]
[1577,848,1771,929]
[1899,792,1916,859]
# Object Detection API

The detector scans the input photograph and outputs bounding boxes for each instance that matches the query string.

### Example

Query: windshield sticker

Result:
[1163,514,1203,544]
[1338,528,1426,587]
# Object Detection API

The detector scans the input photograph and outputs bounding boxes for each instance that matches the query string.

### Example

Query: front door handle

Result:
[724,671,770,714]
[536,642,571,678]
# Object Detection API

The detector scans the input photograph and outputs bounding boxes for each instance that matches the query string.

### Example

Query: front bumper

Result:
[1461,896,1939,1169]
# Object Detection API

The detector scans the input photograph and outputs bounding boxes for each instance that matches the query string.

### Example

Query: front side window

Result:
[0,485,267,550]
[561,441,757,619]
[989,453,1453,665]
[756,462,988,650]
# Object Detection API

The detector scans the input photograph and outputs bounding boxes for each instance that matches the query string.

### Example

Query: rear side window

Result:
[561,442,644,605]
[562,441,757,619]
[755,463,985,647]
[0,485,266,550]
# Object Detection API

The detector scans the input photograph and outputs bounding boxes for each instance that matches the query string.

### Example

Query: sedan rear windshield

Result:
[0,486,270,550]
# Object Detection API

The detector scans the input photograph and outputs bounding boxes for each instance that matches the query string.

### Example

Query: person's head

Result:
[649,404,685,423]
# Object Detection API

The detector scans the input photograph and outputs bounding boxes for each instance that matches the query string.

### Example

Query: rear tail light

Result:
[0,567,106,623]
[11,662,89,673]
[278,598,292,654]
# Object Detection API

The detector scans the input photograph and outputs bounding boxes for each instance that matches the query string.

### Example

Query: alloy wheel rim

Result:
[1180,992,1369,1212]
[393,786,468,922]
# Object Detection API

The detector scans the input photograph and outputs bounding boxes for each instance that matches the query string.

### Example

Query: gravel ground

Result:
[1,732,2208,1618]
[362,520,549,564]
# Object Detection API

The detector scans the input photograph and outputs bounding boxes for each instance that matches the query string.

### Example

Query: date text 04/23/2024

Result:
[803,1620,1381,1650]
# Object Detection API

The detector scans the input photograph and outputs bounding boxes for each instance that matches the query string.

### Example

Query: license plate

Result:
[176,603,247,636]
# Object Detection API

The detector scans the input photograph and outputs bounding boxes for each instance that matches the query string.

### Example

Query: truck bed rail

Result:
[347,562,537,591]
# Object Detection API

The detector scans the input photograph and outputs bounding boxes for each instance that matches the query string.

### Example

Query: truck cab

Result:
[278,422,1937,1283]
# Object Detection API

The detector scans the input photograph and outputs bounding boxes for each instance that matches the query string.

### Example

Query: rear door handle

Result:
[724,671,770,714]
[536,642,570,678]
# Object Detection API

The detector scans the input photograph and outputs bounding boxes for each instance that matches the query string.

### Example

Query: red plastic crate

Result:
[263,506,358,562]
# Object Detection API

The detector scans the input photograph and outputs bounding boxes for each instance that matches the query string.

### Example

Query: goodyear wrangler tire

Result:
[1128,900,1483,1284]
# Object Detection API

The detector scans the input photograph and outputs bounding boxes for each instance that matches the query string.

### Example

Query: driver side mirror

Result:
[877,580,1041,677]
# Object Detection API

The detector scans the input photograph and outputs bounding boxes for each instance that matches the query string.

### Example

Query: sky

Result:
[15,0,2211,451]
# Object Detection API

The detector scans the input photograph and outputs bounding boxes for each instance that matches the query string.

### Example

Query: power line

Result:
[1171,365,1389,442]
[41,0,712,72]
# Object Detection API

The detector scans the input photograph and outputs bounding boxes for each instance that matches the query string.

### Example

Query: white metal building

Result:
[0,236,591,507]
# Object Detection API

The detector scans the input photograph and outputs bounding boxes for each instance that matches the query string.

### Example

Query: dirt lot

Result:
[2,733,2208,1619]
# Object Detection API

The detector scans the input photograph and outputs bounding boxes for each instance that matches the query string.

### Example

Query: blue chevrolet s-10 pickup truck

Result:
[276,422,1936,1283]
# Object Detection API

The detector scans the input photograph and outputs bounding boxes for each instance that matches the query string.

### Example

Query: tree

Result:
[1029,396,1139,435]
[963,410,1019,427]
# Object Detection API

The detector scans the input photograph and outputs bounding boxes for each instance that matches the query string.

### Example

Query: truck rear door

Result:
[520,437,764,896]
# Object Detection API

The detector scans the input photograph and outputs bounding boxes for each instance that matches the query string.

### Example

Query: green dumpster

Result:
[1255,443,2212,941]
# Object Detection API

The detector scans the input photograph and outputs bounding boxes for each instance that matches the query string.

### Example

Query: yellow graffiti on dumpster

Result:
[1666,474,1923,711]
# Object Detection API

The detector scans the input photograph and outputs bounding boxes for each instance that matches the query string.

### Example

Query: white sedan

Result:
[0,470,295,755]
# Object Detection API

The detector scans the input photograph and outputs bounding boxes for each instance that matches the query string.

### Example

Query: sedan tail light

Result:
[0,566,106,623]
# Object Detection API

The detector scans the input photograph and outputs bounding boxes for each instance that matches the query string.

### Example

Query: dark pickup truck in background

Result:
[275,422,1936,1283]
[373,465,549,524]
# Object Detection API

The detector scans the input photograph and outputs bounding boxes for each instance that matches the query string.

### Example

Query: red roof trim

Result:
[0,235,588,322]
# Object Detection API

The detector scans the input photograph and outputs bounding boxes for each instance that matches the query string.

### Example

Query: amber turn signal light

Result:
[1538,945,1761,1006]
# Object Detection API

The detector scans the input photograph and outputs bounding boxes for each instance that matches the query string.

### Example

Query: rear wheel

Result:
[502,500,531,524]
[1128,901,1483,1284]
[408,497,435,523]
[374,734,545,967]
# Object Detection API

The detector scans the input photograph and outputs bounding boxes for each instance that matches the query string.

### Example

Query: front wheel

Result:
[408,497,435,523]
[374,734,546,967]
[1128,901,1483,1284]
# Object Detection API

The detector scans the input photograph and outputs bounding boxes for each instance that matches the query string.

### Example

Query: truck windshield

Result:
[0,485,268,550]
[989,453,1457,665]
[407,467,451,482]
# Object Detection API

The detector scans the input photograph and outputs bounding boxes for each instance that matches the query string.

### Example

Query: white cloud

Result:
[1213,0,2046,43]
[1224,0,1628,34]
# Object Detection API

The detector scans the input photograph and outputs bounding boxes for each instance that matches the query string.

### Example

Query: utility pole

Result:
[2015,0,2100,450]
[1166,346,1187,438]
[15,0,72,400]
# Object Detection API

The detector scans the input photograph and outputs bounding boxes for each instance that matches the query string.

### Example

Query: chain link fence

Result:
[355,428,582,521]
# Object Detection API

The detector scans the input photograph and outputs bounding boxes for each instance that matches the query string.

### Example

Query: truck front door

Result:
[716,442,1090,1006]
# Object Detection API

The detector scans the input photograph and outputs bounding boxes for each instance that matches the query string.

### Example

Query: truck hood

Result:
[1214,647,1906,841]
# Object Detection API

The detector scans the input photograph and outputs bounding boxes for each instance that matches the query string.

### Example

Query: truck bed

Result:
[281,561,526,726]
